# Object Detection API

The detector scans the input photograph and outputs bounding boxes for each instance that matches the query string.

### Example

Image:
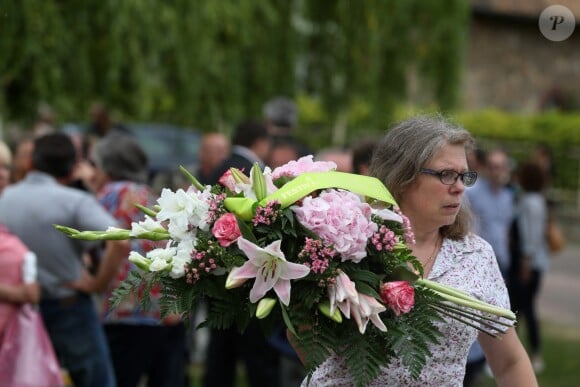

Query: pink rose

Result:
[380,281,415,316]
[212,213,241,247]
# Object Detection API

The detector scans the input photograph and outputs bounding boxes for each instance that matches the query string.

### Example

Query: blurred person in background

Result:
[87,133,188,387]
[466,147,486,176]
[197,132,230,185]
[85,102,131,152]
[466,148,514,278]
[267,137,308,169]
[0,133,129,387]
[0,141,11,195]
[352,138,378,176]
[463,146,490,387]
[32,102,57,137]
[264,129,313,387]
[204,120,279,387]
[263,96,311,163]
[9,136,34,184]
[0,225,63,386]
[0,226,39,307]
[208,120,271,183]
[509,161,550,374]
[263,96,298,138]
[316,147,353,173]
[465,148,515,386]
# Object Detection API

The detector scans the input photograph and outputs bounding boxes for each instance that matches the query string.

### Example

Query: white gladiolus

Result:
[130,216,164,237]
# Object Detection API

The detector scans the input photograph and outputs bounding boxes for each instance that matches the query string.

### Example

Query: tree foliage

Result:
[0,0,468,136]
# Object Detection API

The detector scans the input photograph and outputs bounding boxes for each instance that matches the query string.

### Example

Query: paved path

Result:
[537,243,580,327]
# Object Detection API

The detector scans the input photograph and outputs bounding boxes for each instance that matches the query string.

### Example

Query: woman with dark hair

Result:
[294,115,536,386]
[90,133,188,387]
[510,161,550,373]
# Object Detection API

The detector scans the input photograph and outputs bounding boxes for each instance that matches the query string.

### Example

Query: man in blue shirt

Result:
[466,148,515,277]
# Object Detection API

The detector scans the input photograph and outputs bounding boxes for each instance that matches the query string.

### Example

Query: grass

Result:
[188,321,580,387]
[477,321,580,387]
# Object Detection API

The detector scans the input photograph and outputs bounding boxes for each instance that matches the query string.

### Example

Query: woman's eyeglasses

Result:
[421,168,478,187]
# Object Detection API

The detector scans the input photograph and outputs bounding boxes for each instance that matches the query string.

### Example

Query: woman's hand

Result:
[0,282,40,304]
[286,328,307,365]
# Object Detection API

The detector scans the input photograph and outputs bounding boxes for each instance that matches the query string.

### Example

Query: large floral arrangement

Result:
[57,156,515,386]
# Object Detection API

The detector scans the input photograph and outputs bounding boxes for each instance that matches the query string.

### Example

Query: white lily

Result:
[372,208,403,223]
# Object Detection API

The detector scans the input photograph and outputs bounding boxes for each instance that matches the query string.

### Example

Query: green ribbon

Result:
[224,171,398,221]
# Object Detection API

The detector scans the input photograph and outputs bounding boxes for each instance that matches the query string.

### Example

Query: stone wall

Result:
[462,14,580,112]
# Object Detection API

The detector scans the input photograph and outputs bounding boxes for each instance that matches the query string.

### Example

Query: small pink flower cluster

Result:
[371,225,397,251]
[206,193,226,225]
[395,207,415,245]
[298,237,335,274]
[185,250,218,283]
[252,200,281,227]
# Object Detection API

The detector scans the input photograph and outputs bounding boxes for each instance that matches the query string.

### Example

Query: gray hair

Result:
[91,133,148,183]
[369,114,475,239]
[263,96,298,129]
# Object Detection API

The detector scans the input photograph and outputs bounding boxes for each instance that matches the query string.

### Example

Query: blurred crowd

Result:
[0,97,559,387]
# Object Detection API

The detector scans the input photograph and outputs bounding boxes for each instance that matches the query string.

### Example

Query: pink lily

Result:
[351,293,387,334]
[328,271,359,318]
[225,238,310,306]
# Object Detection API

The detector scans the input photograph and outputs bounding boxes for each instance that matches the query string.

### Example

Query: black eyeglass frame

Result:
[420,168,478,187]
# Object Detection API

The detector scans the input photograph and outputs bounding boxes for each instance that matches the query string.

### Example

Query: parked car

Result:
[61,122,201,186]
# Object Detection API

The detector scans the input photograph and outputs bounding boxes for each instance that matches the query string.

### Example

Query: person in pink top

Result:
[0,225,63,386]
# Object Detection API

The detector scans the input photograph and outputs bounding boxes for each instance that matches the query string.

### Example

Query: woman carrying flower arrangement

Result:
[55,115,536,387]
[295,115,536,386]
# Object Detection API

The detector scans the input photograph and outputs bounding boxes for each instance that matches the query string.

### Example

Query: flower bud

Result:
[318,301,343,323]
[230,168,250,184]
[251,163,267,201]
[128,251,151,271]
[225,266,248,289]
[179,165,205,191]
[134,203,158,218]
[256,298,277,319]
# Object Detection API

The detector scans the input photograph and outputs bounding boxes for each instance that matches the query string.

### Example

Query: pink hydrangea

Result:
[293,190,377,263]
[271,155,337,180]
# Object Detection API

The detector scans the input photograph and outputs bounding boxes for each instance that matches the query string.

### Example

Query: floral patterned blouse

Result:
[98,181,162,325]
[302,233,510,386]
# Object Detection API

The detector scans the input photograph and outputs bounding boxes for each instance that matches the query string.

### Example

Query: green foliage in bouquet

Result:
[55,157,515,387]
